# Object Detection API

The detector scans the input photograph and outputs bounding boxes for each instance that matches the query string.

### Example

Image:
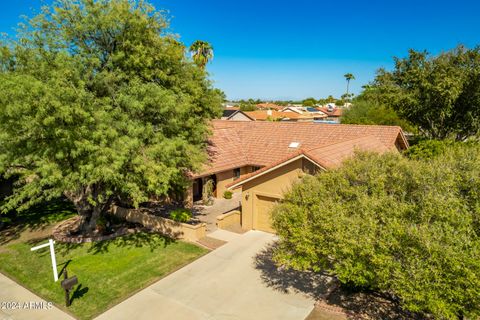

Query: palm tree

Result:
[189,40,214,69]
[344,73,355,98]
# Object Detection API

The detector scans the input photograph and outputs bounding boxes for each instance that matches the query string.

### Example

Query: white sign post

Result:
[31,239,59,282]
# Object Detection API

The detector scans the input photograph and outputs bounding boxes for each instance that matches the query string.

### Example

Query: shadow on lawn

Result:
[24,227,176,258]
[70,284,89,305]
[86,232,176,254]
[45,231,177,256]
[254,243,425,320]
[0,199,76,245]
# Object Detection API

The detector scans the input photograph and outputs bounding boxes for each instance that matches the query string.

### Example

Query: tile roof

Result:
[194,120,408,178]
[304,135,390,169]
[244,110,315,120]
[256,103,283,110]
[226,136,392,188]
[222,109,238,118]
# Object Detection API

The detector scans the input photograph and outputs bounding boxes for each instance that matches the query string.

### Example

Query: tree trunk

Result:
[64,185,110,235]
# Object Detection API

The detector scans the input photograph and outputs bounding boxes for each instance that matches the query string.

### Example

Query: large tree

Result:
[342,98,416,132]
[371,46,480,141]
[272,145,480,319]
[302,97,317,107]
[0,0,222,233]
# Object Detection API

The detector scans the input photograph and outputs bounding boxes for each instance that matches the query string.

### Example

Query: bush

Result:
[223,191,232,199]
[272,143,480,319]
[170,208,192,223]
[404,139,454,160]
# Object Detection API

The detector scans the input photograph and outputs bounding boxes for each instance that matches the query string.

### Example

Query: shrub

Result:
[170,208,192,223]
[272,143,480,319]
[223,191,232,199]
[404,139,454,160]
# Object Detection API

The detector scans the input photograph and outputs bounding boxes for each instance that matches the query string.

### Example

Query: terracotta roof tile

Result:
[244,110,319,120]
[195,120,408,177]
[305,135,390,169]
[256,103,283,110]
[226,136,393,188]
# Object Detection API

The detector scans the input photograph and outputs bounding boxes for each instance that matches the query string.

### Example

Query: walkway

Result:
[95,231,315,320]
[193,192,242,233]
[0,272,74,320]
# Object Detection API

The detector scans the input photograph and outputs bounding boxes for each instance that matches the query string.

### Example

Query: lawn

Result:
[0,201,208,320]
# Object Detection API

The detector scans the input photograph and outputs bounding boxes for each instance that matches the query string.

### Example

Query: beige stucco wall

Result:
[216,210,241,229]
[240,158,309,231]
[215,166,253,198]
[111,206,206,242]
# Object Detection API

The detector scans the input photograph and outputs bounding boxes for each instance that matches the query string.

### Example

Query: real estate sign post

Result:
[31,239,59,282]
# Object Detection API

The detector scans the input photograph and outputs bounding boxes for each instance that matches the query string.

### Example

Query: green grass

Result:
[0,231,207,320]
[1,199,77,229]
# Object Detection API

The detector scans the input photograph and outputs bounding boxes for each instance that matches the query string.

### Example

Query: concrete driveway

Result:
[95,231,315,320]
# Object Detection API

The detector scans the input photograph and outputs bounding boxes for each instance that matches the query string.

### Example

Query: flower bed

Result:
[111,205,206,242]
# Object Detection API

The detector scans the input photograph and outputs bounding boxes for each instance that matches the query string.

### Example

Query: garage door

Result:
[254,195,279,233]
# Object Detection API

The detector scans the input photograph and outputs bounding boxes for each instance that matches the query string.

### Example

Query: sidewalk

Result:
[0,273,74,320]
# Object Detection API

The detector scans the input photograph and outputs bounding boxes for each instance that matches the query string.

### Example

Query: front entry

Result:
[193,178,203,202]
[253,194,279,233]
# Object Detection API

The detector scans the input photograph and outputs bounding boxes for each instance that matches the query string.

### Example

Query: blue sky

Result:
[1,1,479,100]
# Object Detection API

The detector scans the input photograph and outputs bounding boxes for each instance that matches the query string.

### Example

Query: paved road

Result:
[0,273,74,320]
[96,231,315,320]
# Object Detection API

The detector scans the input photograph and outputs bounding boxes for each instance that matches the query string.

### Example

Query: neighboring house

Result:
[244,110,315,122]
[316,106,343,123]
[222,102,238,108]
[188,120,408,233]
[221,109,254,121]
[281,106,327,120]
[256,103,283,110]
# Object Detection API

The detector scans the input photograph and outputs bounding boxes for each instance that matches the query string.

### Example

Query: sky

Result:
[1,1,479,100]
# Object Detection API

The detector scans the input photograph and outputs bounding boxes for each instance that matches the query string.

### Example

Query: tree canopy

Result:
[272,144,480,319]
[370,46,480,141]
[189,40,214,69]
[0,0,222,232]
[342,98,416,132]
[302,97,317,106]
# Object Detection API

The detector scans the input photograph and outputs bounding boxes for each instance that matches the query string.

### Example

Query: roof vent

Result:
[289,142,300,148]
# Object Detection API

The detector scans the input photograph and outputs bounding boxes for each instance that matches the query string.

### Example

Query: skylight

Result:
[289,142,300,148]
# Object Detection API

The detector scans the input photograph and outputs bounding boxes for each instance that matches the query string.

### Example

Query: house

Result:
[244,110,315,122]
[188,120,408,233]
[221,109,254,121]
[281,106,327,120]
[256,103,283,110]
[316,106,343,123]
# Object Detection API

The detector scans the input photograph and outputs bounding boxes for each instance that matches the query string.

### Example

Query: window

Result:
[252,166,261,172]
[233,168,241,180]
